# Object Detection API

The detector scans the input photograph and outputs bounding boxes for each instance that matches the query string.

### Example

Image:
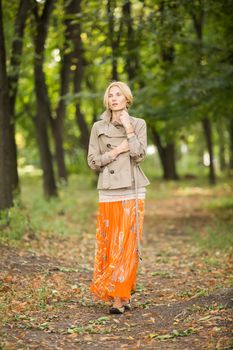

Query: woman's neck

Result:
[111,110,123,123]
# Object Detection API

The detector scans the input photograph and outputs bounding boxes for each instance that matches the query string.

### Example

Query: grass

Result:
[189,216,233,252]
[204,196,233,210]
[0,173,98,244]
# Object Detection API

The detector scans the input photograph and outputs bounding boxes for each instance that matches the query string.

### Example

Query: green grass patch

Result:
[190,220,233,252]
[0,174,97,244]
[0,202,34,241]
[204,196,233,210]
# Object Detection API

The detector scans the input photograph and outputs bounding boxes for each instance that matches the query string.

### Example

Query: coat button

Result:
[110,170,114,174]
[107,143,111,148]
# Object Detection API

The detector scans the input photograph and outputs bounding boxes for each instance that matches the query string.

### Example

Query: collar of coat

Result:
[99,110,134,124]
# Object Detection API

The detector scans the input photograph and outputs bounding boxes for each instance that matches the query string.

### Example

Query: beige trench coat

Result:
[87,110,150,190]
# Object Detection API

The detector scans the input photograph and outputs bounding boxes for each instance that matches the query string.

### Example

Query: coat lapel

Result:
[99,110,135,138]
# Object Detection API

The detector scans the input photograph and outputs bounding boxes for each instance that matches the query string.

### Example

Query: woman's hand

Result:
[108,139,129,159]
[117,139,129,153]
[119,110,132,129]
[120,110,134,134]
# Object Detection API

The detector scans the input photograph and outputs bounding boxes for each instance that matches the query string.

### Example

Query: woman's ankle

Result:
[113,297,123,307]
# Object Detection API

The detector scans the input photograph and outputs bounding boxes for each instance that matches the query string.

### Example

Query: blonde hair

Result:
[103,81,133,110]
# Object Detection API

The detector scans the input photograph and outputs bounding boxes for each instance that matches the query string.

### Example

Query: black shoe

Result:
[109,306,125,314]
[124,298,132,311]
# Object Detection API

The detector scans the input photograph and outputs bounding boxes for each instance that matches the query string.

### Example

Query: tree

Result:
[188,0,216,184]
[33,0,57,197]
[0,0,13,210]
[8,0,34,192]
[49,0,77,183]
[72,0,90,152]
[106,0,123,80]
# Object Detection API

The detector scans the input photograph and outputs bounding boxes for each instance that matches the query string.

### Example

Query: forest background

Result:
[0,0,232,210]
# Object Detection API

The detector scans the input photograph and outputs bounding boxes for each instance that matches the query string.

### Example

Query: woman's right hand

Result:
[117,139,129,154]
[109,139,129,158]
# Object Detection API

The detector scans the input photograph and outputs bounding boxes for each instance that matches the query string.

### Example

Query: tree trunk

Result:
[229,116,233,171]
[107,0,118,80]
[152,128,178,180]
[150,1,178,181]
[34,117,57,197]
[72,0,89,152]
[33,0,57,198]
[190,2,216,184]
[49,0,77,183]
[217,122,226,171]
[8,0,33,192]
[0,0,13,210]
[163,144,179,180]
[202,117,216,184]
[50,116,67,182]
[123,0,139,82]
[107,0,123,81]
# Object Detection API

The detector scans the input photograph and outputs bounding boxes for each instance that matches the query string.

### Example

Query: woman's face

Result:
[108,86,127,111]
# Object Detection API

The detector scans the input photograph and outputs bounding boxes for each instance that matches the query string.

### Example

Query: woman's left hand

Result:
[119,110,131,129]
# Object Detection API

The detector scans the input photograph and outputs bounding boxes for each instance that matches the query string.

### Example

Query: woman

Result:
[87,81,150,314]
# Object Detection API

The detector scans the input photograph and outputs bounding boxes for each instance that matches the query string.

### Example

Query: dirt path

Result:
[1,189,232,349]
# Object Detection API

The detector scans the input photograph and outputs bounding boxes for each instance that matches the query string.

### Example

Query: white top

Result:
[98,187,146,203]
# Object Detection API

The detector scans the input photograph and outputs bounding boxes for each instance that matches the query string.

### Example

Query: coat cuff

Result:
[100,152,114,166]
[128,135,143,157]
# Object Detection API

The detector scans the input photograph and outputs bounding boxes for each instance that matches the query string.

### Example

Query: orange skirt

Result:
[90,199,145,302]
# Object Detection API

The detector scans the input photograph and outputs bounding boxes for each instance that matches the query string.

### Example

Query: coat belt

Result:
[133,163,142,262]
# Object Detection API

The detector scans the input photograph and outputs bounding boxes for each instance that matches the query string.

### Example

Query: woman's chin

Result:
[111,107,124,112]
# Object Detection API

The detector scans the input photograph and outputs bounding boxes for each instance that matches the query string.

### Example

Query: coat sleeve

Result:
[128,119,147,163]
[87,123,115,171]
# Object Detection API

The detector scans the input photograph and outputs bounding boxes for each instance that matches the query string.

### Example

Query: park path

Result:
[0,186,232,349]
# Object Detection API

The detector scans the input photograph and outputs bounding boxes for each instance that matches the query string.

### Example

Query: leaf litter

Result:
[0,187,232,349]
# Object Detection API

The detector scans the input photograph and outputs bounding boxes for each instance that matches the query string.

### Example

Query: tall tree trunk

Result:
[107,0,123,81]
[190,1,216,184]
[122,0,141,83]
[49,0,76,183]
[72,0,89,152]
[107,0,118,80]
[0,0,13,210]
[8,0,33,192]
[217,122,226,171]
[33,0,57,198]
[152,0,178,180]
[229,116,233,171]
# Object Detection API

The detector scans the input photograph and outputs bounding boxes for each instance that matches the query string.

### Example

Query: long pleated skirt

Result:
[89,198,145,302]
